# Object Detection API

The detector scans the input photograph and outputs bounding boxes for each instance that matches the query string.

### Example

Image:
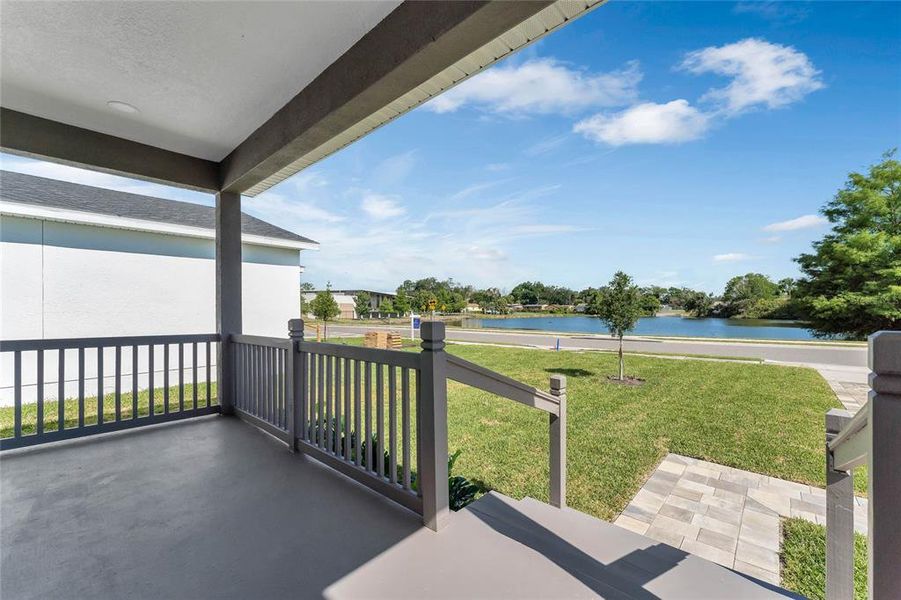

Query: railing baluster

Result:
[178,343,185,413]
[389,365,397,484]
[192,342,198,413]
[36,350,44,435]
[344,358,351,460]
[326,355,333,452]
[148,344,155,416]
[402,367,411,489]
[365,361,372,471]
[281,348,287,429]
[376,363,384,478]
[205,341,211,408]
[235,345,242,411]
[335,357,342,453]
[264,346,271,422]
[97,346,104,425]
[77,347,85,427]
[58,348,65,430]
[13,351,22,438]
[131,345,138,419]
[271,347,276,424]
[164,344,170,413]
[309,353,317,441]
[269,347,276,425]
[114,346,121,422]
[354,359,362,466]
[317,355,331,448]
[256,345,262,417]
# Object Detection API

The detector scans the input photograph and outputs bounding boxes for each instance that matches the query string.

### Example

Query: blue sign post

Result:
[411,314,422,340]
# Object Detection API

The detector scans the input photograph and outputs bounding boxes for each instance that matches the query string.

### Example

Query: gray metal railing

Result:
[232,335,294,445]
[0,333,220,450]
[446,354,567,507]
[825,331,900,600]
[287,320,426,518]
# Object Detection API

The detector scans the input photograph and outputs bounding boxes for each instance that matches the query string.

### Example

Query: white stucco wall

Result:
[0,215,301,404]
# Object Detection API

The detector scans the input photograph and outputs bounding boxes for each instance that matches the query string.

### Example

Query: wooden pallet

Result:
[364,331,402,349]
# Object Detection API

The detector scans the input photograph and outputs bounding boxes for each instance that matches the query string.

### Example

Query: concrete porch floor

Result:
[1,417,798,599]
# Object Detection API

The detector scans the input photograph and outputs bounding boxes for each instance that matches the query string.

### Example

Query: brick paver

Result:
[614,454,868,585]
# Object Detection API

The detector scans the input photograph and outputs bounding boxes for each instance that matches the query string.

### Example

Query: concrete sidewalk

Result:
[615,454,868,586]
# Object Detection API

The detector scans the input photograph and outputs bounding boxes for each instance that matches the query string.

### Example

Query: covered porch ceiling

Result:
[0,0,602,196]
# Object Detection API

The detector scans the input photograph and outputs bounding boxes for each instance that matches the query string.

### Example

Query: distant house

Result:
[1,171,318,342]
[302,288,396,319]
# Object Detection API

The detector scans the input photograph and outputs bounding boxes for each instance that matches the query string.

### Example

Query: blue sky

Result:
[3,1,899,293]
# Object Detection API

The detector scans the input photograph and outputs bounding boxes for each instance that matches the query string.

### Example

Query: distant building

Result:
[302,288,396,319]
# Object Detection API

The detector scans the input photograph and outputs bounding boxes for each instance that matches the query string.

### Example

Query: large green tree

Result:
[590,271,644,381]
[795,151,901,338]
[721,273,779,316]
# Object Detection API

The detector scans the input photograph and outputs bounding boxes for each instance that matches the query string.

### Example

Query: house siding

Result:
[0,215,300,404]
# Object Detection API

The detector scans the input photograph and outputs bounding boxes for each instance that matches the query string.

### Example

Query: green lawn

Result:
[781,518,867,600]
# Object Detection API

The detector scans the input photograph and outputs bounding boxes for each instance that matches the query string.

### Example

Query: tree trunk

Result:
[618,335,624,380]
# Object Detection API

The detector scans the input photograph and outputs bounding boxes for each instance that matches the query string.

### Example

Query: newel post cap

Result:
[550,374,567,394]
[869,330,901,376]
[288,319,305,338]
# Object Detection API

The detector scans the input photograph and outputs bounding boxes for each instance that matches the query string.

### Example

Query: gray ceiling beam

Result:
[0,108,220,192]
[219,0,554,194]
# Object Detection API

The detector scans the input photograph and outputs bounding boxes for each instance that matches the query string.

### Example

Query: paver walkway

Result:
[614,454,868,585]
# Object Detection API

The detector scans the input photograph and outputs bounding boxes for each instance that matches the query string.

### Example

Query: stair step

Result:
[463,493,796,599]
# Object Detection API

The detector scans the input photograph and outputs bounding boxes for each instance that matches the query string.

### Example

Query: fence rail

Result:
[825,331,900,600]
[1,333,220,450]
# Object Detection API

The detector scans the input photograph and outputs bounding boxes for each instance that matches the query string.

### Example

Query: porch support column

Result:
[216,191,242,415]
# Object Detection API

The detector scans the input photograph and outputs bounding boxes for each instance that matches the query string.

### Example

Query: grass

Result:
[325,337,856,515]
[781,518,867,599]
[1,383,218,438]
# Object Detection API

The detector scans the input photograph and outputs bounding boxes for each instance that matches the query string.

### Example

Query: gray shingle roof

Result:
[0,170,317,246]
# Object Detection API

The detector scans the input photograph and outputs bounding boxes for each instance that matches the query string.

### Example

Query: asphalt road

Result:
[325,324,868,368]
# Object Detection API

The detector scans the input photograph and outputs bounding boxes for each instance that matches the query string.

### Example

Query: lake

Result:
[459,315,817,340]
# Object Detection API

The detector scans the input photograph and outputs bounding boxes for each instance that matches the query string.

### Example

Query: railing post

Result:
[825,408,854,600]
[289,319,305,452]
[419,321,449,531]
[549,374,567,508]
[867,331,901,599]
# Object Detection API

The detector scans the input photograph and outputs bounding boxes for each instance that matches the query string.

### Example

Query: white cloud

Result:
[680,38,823,114]
[713,252,753,263]
[425,59,641,115]
[361,193,405,220]
[761,235,782,244]
[762,214,828,232]
[373,150,417,186]
[573,100,710,146]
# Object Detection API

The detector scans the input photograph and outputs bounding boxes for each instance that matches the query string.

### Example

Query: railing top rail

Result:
[0,333,220,352]
[231,334,291,350]
[298,340,420,370]
[827,401,869,453]
[446,354,560,415]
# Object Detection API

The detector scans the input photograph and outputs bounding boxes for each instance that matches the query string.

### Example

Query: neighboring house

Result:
[302,288,396,319]
[0,171,317,402]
